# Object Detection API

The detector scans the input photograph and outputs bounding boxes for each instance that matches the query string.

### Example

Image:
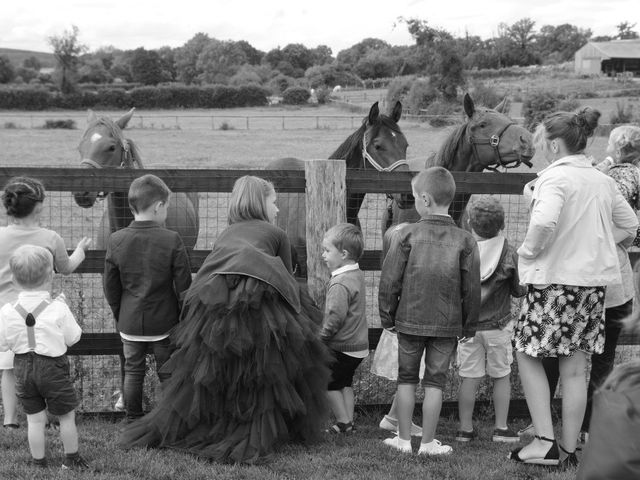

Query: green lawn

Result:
[0,413,578,480]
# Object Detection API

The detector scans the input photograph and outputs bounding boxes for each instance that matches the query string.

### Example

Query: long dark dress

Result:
[119,220,331,464]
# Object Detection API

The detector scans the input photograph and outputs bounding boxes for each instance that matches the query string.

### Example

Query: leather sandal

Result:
[558,443,579,470]
[509,435,560,466]
[329,421,353,434]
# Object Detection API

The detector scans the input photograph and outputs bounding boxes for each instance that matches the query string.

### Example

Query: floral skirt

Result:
[513,284,606,358]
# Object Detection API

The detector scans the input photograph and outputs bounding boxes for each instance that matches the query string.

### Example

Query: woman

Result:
[508,109,638,468]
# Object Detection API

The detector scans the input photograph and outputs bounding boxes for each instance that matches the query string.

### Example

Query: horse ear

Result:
[391,101,402,123]
[494,97,511,114]
[367,102,380,125]
[463,93,475,118]
[116,108,136,130]
[87,110,97,124]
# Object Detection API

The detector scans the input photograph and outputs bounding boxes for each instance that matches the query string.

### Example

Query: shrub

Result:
[268,74,296,95]
[522,91,558,131]
[4,122,18,129]
[219,121,234,130]
[96,88,130,109]
[282,86,311,105]
[556,97,581,112]
[43,119,76,129]
[315,86,331,105]
[610,101,635,125]
[405,79,438,114]
[386,76,415,105]
[470,81,502,109]
[423,100,458,127]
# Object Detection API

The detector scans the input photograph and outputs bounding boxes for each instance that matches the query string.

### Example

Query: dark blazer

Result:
[104,220,192,336]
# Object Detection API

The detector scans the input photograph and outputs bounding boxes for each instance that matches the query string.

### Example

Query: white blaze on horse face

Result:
[91,133,102,143]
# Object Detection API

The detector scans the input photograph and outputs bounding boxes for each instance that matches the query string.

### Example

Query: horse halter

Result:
[362,129,409,172]
[80,138,133,170]
[468,121,525,172]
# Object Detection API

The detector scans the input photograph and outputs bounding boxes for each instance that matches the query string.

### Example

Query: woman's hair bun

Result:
[575,107,600,138]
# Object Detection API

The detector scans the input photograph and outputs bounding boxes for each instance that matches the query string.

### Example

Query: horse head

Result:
[73,108,142,208]
[359,101,409,172]
[449,93,534,172]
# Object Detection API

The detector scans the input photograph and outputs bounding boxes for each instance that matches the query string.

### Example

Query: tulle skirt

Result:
[119,274,331,464]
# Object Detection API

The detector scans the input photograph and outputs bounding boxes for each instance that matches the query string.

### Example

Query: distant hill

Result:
[0,48,55,68]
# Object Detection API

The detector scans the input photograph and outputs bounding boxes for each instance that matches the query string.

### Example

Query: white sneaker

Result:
[383,436,412,453]
[417,439,453,456]
[113,392,125,412]
[379,415,423,437]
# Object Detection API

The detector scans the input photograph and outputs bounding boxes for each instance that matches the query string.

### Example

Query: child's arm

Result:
[510,249,527,298]
[0,313,8,352]
[103,239,122,323]
[56,298,82,347]
[320,283,349,342]
[460,242,481,338]
[378,231,409,330]
[53,235,91,274]
[172,236,192,304]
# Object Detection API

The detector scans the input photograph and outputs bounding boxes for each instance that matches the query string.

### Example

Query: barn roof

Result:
[588,39,640,59]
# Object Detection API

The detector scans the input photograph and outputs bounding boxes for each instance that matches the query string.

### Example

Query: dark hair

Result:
[2,176,46,218]
[325,223,364,261]
[411,166,456,207]
[128,174,171,213]
[542,107,601,154]
[468,195,505,239]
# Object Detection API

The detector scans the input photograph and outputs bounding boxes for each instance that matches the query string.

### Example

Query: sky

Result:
[1,0,638,55]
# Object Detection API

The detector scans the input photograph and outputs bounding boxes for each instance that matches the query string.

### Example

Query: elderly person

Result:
[509,109,638,469]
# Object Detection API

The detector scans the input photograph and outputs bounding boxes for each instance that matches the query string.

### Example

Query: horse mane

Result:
[82,116,143,168]
[429,122,467,170]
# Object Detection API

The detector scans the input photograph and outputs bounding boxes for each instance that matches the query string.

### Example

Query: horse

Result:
[268,101,409,276]
[382,93,535,235]
[72,108,200,250]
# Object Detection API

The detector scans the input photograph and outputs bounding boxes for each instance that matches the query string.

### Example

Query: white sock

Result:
[397,437,411,448]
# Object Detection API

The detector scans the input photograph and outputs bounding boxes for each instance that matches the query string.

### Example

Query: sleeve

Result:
[172,235,192,305]
[58,302,82,347]
[461,241,481,338]
[518,175,566,260]
[610,184,639,246]
[50,231,74,274]
[276,229,293,274]
[510,249,527,298]
[102,237,122,323]
[378,230,409,330]
[0,313,9,352]
[320,282,350,341]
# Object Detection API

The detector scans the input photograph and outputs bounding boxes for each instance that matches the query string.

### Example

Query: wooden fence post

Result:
[304,159,347,308]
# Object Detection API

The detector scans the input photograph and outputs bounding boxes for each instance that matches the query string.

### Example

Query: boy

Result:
[455,196,525,443]
[104,174,192,422]
[320,223,368,433]
[379,166,480,455]
[0,245,87,469]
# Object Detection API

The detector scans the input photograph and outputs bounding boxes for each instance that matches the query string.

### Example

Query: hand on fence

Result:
[77,237,92,251]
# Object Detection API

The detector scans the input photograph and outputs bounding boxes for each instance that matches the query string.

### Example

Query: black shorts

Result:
[328,350,364,391]
[13,353,78,416]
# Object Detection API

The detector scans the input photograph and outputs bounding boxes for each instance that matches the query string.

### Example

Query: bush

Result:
[557,97,581,112]
[4,122,18,129]
[315,86,331,105]
[282,86,311,105]
[386,76,415,106]
[43,119,76,129]
[219,121,234,130]
[423,100,458,127]
[405,79,438,114]
[96,88,130,109]
[522,91,558,131]
[268,74,297,95]
[610,101,635,125]
[469,81,502,109]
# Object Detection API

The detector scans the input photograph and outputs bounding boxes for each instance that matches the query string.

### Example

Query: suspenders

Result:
[12,300,51,352]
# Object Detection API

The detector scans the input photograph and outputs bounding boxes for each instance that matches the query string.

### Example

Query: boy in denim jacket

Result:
[455,196,526,444]
[379,167,480,455]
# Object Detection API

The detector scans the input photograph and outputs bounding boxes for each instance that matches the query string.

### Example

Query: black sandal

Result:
[3,424,19,429]
[558,443,579,470]
[329,422,353,434]
[509,435,560,466]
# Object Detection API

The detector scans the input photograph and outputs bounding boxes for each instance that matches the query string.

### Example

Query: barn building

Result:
[574,39,640,76]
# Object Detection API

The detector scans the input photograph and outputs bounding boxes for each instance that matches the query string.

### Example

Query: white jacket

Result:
[518,154,638,286]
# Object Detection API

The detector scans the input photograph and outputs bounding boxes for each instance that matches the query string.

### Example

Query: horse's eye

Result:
[107,145,116,152]
[374,144,382,150]
[479,122,487,128]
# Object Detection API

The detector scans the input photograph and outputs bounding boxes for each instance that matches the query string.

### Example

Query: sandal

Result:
[3,424,19,429]
[509,435,559,466]
[558,444,579,470]
[329,422,353,434]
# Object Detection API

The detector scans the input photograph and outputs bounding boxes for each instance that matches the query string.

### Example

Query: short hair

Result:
[10,245,53,289]
[610,125,640,165]
[467,196,505,239]
[128,174,171,213]
[2,176,46,219]
[411,166,456,207]
[541,107,601,155]
[325,223,364,261]
[228,175,275,224]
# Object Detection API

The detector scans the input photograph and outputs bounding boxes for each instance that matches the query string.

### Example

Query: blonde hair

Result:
[610,125,640,165]
[411,166,456,207]
[10,245,53,289]
[325,223,364,261]
[228,175,275,224]
[600,360,640,394]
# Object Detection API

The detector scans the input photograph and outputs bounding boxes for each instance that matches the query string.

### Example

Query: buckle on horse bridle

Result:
[490,135,500,147]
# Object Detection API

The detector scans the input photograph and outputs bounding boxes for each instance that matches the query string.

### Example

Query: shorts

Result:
[328,350,364,390]
[397,333,456,389]
[457,327,513,378]
[13,353,78,416]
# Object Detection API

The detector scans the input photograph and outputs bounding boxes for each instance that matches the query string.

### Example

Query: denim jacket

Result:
[378,215,481,338]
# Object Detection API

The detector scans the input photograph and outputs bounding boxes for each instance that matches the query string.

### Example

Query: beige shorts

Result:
[457,327,513,378]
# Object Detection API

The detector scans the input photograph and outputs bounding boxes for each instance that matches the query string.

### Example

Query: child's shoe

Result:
[29,457,48,468]
[382,436,412,453]
[379,415,422,437]
[417,439,453,456]
[61,453,89,471]
[492,426,520,443]
[329,421,353,434]
[455,428,477,442]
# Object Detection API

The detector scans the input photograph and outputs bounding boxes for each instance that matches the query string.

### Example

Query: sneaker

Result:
[455,429,477,442]
[382,436,412,453]
[61,454,89,471]
[379,415,423,437]
[492,427,520,443]
[517,423,534,437]
[113,392,125,412]
[417,439,453,456]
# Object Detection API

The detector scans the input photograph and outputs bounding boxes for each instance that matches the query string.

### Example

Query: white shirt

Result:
[0,291,82,357]
[518,154,638,286]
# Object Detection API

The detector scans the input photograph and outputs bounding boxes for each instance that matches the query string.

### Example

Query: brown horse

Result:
[382,93,535,236]
[72,109,200,249]
[269,101,409,276]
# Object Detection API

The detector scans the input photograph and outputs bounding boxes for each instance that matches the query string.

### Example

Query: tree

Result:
[48,25,87,93]
[175,33,212,84]
[354,49,399,79]
[235,40,263,65]
[494,19,540,66]
[311,45,333,65]
[617,22,639,39]
[78,56,111,83]
[197,40,247,84]
[281,43,314,76]
[537,24,592,63]
[157,46,177,82]
[130,48,165,85]
[22,56,41,71]
[336,38,391,68]
[0,56,16,83]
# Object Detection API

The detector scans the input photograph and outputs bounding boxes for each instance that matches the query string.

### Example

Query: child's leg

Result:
[326,390,350,424]
[397,383,417,441]
[386,393,398,419]
[58,410,79,454]
[493,374,511,429]
[396,332,424,441]
[421,386,443,443]
[342,387,355,423]
[26,410,48,459]
[121,340,147,420]
[1,369,19,426]
[458,377,481,432]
